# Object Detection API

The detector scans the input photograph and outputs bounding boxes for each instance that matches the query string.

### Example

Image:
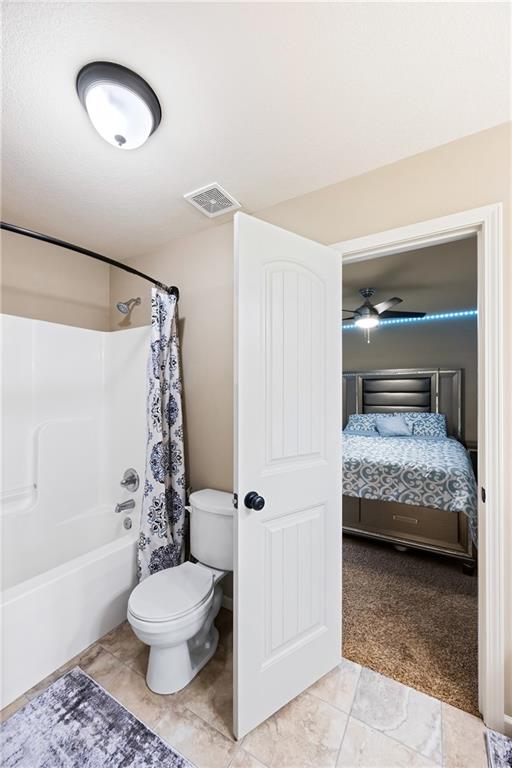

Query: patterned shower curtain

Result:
[138,288,186,581]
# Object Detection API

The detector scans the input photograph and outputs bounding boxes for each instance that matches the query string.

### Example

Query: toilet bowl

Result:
[127,489,233,694]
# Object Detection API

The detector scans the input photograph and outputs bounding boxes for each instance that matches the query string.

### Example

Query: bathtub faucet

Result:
[115,499,136,514]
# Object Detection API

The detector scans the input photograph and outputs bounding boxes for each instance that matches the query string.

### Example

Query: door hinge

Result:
[481,486,486,503]
[233,493,238,510]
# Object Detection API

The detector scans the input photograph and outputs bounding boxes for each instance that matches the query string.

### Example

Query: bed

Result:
[342,369,478,572]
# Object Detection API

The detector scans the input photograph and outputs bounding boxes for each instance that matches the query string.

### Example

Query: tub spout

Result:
[115,499,136,514]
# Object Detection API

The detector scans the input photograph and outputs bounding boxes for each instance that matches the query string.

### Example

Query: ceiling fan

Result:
[343,288,426,329]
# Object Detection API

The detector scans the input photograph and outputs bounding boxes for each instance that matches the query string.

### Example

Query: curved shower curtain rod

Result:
[0,221,179,300]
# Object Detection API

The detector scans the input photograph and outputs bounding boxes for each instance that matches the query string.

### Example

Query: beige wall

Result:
[1,230,111,330]
[343,319,478,441]
[111,121,511,715]
[109,223,234,493]
[258,122,511,249]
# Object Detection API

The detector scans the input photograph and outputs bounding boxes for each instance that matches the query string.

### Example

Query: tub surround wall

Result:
[1,316,149,587]
[1,315,150,707]
[103,325,150,511]
[2,314,106,588]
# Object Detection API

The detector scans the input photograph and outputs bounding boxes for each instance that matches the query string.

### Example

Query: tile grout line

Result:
[334,710,351,766]
[440,702,445,767]
[176,704,238,747]
[240,686,353,768]
[145,675,238,747]
[334,662,363,765]
[225,746,240,768]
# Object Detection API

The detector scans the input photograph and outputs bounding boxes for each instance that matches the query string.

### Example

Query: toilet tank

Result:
[189,489,233,571]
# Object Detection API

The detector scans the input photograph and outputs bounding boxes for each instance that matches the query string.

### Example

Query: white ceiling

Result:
[2,2,510,260]
[343,237,478,315]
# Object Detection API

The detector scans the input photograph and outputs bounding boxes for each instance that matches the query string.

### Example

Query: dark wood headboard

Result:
[343,368,463,441]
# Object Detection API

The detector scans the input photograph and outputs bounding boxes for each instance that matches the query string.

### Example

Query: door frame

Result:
[333,204,505,733]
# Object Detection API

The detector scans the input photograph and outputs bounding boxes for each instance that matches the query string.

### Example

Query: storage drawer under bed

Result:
[359,498,460,546]
[343,495,471,557]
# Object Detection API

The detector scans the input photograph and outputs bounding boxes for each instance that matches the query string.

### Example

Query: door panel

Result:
[266,264,324,463]
[234,213,341,739]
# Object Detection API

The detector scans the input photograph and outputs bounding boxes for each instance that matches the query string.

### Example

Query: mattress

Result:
[342,432,478,544]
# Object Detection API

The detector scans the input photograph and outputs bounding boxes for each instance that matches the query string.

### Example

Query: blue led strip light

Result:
[343,309,477,330]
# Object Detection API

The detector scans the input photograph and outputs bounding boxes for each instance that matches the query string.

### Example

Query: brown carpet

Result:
[342,535,479,716]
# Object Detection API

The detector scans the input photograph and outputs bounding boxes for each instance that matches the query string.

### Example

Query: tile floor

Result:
[1,609,489,768]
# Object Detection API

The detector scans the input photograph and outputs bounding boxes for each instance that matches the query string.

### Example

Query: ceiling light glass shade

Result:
[77,62,161,150]
[355,316,380,329]
[84,82,153,149]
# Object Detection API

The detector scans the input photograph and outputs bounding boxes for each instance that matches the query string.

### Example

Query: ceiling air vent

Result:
[184,183,241,218]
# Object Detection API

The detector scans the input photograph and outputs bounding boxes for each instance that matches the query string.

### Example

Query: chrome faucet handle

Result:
[115,499,136,514]
[120,468,139,492]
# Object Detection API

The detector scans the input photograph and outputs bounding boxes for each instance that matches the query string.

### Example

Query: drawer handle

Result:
[392,514,418,525]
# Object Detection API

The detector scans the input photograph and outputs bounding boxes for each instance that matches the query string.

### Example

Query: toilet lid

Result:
[128,562,214,622]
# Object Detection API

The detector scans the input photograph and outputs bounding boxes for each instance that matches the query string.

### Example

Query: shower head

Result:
[116,297,141,315]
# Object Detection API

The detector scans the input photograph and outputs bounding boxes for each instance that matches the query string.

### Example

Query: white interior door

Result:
[234,212,342,739]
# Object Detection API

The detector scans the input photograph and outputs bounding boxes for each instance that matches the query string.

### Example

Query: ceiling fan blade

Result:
[342,308,357,314]
[374,297,403,314]
[342,316,355,322]
[379,310,426,319]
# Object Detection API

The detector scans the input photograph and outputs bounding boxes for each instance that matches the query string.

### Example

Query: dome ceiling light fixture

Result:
[76,62,162,150]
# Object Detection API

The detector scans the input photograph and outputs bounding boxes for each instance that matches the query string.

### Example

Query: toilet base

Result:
[145,585,222,695]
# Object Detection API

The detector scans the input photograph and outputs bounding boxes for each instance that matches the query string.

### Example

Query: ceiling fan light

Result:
[77,62,161,150]
[355,316,380,329]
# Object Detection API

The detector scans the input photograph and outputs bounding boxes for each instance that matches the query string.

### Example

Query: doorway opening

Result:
[335,204,505,732]
[340,237,478,714]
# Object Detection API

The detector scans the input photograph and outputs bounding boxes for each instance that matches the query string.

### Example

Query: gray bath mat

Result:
[486,729,512,768]
[0,667,195,767]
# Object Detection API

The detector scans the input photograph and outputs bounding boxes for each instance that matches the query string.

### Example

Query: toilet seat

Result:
[128,561,214,623]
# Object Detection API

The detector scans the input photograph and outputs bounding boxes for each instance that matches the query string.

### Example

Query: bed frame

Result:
[342,368,476,573]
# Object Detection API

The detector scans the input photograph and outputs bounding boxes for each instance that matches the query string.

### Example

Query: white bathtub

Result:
[0,510,138,707]
[1,316,150,708]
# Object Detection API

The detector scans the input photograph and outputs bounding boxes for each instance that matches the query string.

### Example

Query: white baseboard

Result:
[221,595,233,611]
[504,714,512,737]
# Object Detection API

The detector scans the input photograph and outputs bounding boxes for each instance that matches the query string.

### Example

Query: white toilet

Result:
[127,489,233,694]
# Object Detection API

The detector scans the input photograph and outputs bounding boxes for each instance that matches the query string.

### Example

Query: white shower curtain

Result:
[138,288,186,580]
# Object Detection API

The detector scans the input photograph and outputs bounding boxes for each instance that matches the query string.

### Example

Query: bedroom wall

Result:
[343,318,478,442]
[1,230,111,331]
[342,237,478,442]
[110,120,511,716]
